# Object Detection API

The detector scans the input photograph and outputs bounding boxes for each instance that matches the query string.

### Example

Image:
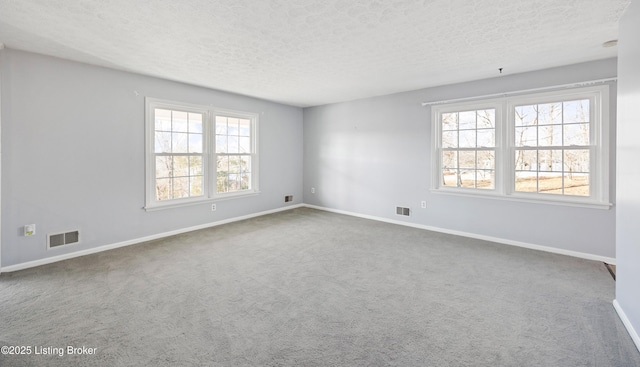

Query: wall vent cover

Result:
[396,207,411,216]
[48,231,80,249]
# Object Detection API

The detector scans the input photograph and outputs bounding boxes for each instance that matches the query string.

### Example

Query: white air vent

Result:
[48,231,80,249]
[396,206,410,216]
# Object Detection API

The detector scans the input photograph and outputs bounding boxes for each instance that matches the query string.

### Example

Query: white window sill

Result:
[431,188,612,210]
[144,191,261,212]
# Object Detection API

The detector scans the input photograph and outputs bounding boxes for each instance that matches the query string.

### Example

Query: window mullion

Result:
[433,86,608,206]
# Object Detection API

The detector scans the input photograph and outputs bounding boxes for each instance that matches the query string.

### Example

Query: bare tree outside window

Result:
[514,99,590,196]
[154,109,204,201]
[440,109,496,190]
[215,116,253,194]
[432,86,608,206]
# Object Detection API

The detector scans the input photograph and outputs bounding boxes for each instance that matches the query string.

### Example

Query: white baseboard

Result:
[613,299,640,353]
[1,203,615,273]
[303,204,616,265]
[0,204,304,273]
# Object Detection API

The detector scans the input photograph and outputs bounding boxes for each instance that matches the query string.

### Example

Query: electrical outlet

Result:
[421,201,427,209]
[24,224,36,236]
[311,187,316,194]
[211,204,217,211]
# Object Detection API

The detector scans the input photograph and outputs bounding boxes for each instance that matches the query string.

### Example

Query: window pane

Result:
[228,136,239,153]
[240,156,251,173]
[538,125,562,146]
[216,135,228,153]
[228,156,241,173]
[239,136,251,153]
[239,119,251,136]
[458,151,475,169]
[217,156,229,174]
[442,151,457,170]
[190,176,203,196]
[155,156,172,179]
[563,99,589,123]
[515,105,537,127]
[155,109,172,131]
[477,129,494,147]
[172,111,188,132]
[515,126,536,147]
[511,97,593,199]
[442,170,459,187]
[439,107,496,192]
[459,130,476,148]
[564,173,589,196]
[459,170,476,188]
[190,156,203,176]
[538,172,563,194]
[188,133,203,153]
[442,113,458,130]
[216,116,227,134]
[477,150,495,170]
[232,175,241,191]
[188,113,202,133]
[173,177,190,198]
[173,156,189,177]
[476,170,494,190]
[538,150,563,172]
[564,123,589,146]
[515,150,537,171]
[151,106,210,202]
[172,132,188,153]
[477,109,495,129]
[149,104,258,204]
[538,103,562,125]
[564,149,589,173]
[215,114,253,193]
[155,131,172,153]
[156,178,172,201]
[228,118,239,135]
[216,175,228,193]
[241,174,251,190]
[459,111,476,129]
[515,172,537,192]
[432,93,598,201]
[229,173,241,191]
[442,131,458,148]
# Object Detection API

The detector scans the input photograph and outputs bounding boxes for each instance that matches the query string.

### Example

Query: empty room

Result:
[1,0,640,366]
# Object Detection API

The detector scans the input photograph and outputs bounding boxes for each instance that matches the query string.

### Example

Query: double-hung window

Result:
[440,105,499,190]
[145,98,259,210]
[432,85,610,208]
[512,98,591,196]
[215,115,254,194]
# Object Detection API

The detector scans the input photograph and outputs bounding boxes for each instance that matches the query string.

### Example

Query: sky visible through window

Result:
[514,99,590,196]
[154,109,204,201]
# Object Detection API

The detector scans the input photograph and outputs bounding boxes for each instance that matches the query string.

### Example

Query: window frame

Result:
[431,85,610,209]
[213,108,260,200]
[433,100,504,193]
[145,98,259,211]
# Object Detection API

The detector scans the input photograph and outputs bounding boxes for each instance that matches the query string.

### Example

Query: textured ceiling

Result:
[0,0,631,107]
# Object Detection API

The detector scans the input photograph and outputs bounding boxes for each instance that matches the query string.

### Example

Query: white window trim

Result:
[212,107,260,201]
[431,99,504,194]
[144,98,259,211]
[431,85,611,209]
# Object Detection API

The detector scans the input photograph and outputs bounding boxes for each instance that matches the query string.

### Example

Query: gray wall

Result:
[616,0,640,347]
[0,49,303,267]
[304,59,617,259]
